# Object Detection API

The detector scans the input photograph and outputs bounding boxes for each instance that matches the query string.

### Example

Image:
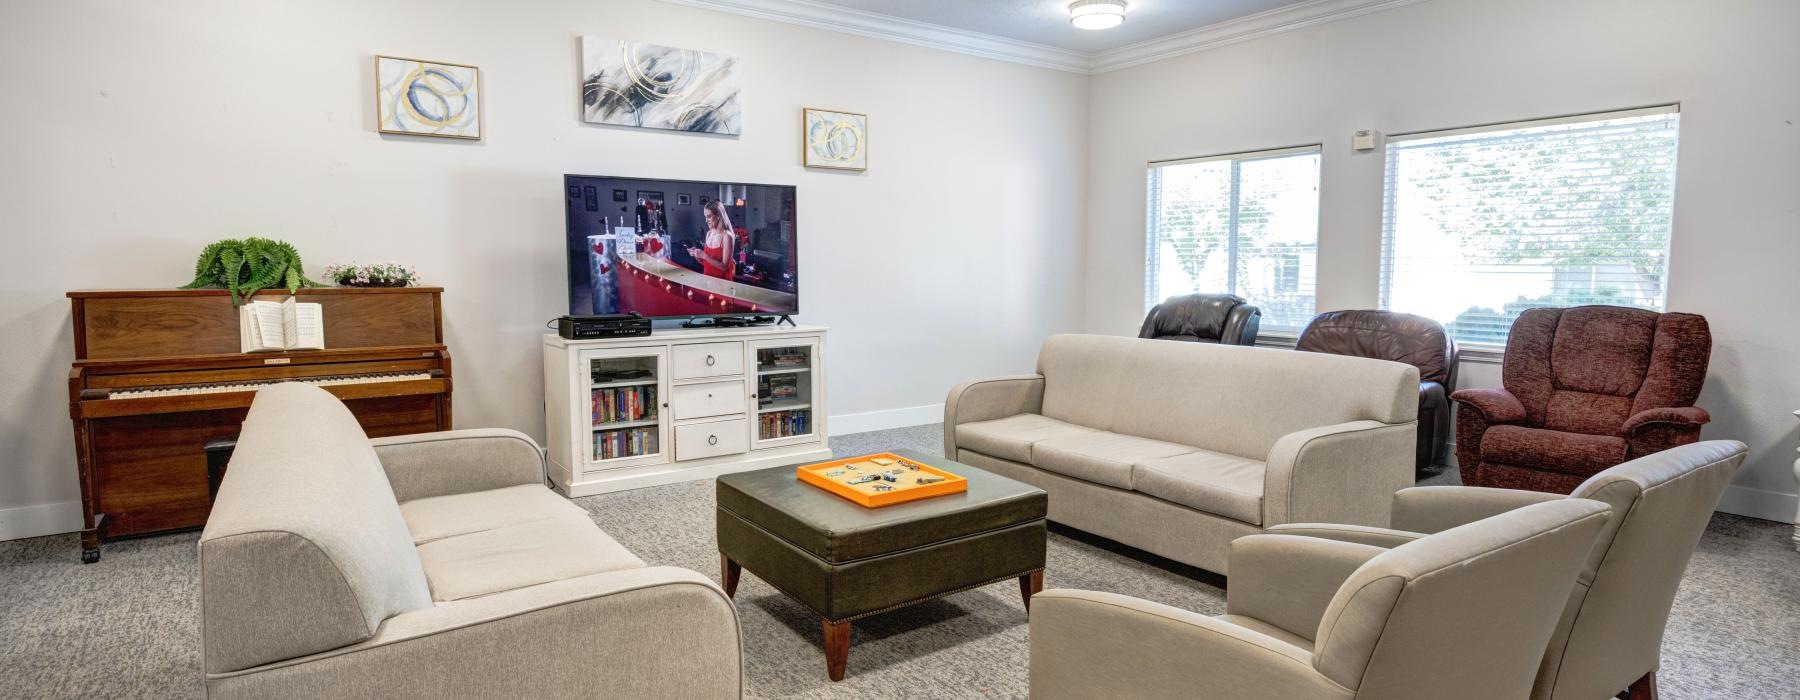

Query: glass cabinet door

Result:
[581,347,670,470]
[749,339,818,447]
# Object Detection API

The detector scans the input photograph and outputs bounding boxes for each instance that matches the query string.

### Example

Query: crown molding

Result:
[658,0,1092,73]
[659,0,1430,75]
[1089,0,1431,73]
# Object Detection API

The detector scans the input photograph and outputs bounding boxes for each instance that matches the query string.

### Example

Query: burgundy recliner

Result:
[1452,305,1712,494]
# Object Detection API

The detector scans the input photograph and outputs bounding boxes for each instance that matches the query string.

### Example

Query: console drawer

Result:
[672,342,744,379]
[676,418,749,461]
[671,380,747,421]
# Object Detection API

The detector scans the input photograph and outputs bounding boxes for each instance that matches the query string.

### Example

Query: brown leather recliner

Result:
[1139,294,1260,346]
[1296,310,1457,474]
[1452,305,1712,494]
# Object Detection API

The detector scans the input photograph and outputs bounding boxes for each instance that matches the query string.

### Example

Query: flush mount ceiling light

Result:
[1069,0,1127,30]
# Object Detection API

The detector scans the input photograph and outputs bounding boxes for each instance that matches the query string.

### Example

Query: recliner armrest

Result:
[1622,406,1710,434]
[943,375,1045,455]
[1449,387,1526,424]
[1418,381,1446,411]
[371,428,546,503]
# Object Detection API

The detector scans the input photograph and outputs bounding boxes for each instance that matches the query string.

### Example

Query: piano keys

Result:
[67,287,453,562]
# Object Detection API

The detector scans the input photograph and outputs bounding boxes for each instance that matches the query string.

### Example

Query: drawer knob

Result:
[708,434,719,446]
[705,355,716,366]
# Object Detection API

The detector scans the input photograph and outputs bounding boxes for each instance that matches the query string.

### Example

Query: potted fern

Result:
[180,237,322,304]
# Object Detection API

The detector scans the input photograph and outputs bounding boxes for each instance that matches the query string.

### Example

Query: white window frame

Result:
[1145,144,1323,335]
[1378,105,1681,352]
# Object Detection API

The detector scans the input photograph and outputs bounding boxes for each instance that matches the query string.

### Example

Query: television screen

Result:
[565,175,798,318]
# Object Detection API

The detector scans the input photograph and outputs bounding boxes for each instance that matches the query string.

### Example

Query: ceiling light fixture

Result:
[1069,0,1127,30]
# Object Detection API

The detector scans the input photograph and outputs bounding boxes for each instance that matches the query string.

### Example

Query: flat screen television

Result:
[564,174,798,318]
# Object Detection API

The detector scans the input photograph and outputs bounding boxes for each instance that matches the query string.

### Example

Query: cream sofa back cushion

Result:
[1037,334,1418,460]
[198,383,433,674]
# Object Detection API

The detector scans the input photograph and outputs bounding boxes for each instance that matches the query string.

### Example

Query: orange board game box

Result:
[797,452,968,507]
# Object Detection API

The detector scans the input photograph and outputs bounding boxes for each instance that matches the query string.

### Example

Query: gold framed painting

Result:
[803,108,867,171]
[375,55,483,140]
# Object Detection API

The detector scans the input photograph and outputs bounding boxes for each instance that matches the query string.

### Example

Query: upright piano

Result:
[66,287,452,562]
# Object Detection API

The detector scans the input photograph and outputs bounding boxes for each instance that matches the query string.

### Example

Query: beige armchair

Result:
[1271,439,1746,699]
[1029,499,1613,700]
[200,384,742,699]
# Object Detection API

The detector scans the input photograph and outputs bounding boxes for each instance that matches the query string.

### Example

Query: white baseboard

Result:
[829,403,943,436]
[0,500,82,542]
[1716,484,1799,525]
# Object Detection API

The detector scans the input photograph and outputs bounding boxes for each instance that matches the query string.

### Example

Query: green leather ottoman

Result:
[715,449,1048,681]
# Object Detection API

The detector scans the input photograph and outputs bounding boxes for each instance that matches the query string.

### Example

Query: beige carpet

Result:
[2,423,1796,698]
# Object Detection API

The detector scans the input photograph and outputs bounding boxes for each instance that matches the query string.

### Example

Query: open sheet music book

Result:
[239,297,324,352]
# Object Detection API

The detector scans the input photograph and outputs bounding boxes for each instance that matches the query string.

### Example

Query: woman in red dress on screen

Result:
[687,199,737,280]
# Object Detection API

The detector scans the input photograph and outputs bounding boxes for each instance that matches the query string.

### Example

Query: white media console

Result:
[542,325,830,497]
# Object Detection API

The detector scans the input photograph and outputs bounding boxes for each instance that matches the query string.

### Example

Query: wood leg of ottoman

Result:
[1020,569,1044,611]
[823,619,851,681]
[721,554,741,598]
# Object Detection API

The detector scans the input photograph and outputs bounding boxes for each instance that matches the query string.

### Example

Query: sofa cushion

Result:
[1031,432,1197,490]
[956,413,1098,464]
[1132,449,1266,524]
[400,483,567,545]
[1482,425,1627,478]
[413,497,644,602]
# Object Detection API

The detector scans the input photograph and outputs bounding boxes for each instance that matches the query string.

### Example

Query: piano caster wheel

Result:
[81,548,100,564]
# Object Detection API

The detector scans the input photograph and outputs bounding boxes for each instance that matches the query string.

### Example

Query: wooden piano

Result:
[66,287,452,562]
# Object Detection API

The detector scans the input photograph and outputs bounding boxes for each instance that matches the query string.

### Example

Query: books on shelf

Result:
[592,385,656,424]
[758,347,808,370]
[760,409,810,440]
[595,426,659,460]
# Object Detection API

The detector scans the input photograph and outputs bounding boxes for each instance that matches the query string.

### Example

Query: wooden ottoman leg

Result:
[823,619,851,681]
[1019,569,1044,611]
[1628,671,1658,699]
[720,554,741,598]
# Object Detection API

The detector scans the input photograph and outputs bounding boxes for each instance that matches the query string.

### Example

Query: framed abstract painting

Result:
[580,36,741,136]
[375,55,482,140]
[803,108,867,171]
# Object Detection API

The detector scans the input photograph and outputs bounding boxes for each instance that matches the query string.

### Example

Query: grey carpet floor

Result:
[2,423,1796,698]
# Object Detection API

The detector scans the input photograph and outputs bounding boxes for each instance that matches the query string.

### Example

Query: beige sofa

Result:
[1028,499,1614,700]
[945,334,1418,573]
[199,384,741,699]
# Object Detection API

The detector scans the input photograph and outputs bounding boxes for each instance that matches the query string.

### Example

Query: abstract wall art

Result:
[802,108,867,171]
[581,36,741,136]
[376,56,482,139]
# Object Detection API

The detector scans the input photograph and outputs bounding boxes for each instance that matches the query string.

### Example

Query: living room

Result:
[1,0,1795,698]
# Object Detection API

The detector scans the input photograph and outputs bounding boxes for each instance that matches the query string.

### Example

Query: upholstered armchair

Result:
[1139,293,1260,345]
[1029,499,1613,700]
[1270,440,1747,700]
[1452,305,1712,493]
[1297,310,1458,473]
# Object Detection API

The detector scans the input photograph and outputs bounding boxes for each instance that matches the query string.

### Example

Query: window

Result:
[1380,106,1680,346]
[1146,145,1321,332]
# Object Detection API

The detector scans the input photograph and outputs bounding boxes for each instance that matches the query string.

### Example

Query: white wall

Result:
[0,0,1089,538]
[1084,0,1800,520]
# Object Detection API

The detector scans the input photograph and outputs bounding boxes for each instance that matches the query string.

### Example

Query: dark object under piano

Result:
[65,287,453,563]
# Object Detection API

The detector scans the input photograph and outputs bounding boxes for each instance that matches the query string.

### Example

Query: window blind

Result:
[1379,106,1681,346]
[1146,145,1321,331]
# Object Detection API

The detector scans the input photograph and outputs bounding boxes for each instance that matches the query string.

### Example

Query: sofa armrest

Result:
[370,428,546,503]
[1263,421,1416,528]
[1224,534,1386,644]
[205,567,741,699]
[1030,589,1350,700]
[1390,485,1565,533]
[943,375,1044,455]
[1622,406,1710,434]
[1448,387,1526,424]
[1263,523,1425,549]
